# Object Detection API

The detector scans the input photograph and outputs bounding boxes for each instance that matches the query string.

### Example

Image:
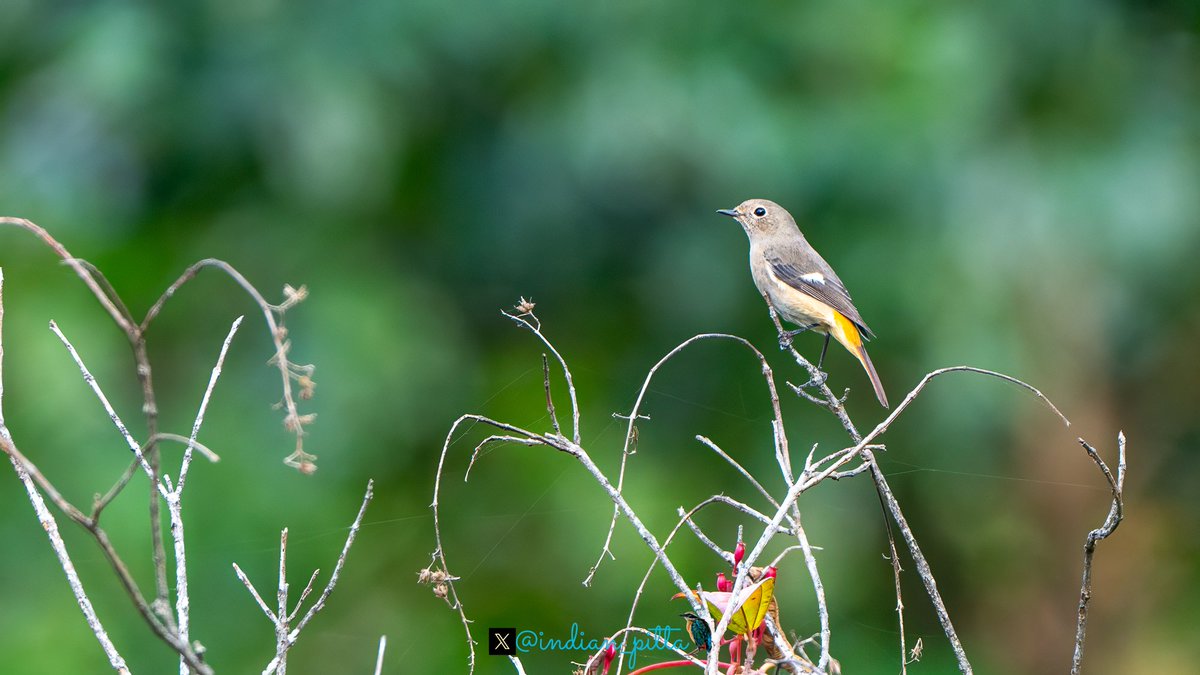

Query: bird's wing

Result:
[765,252,875,339]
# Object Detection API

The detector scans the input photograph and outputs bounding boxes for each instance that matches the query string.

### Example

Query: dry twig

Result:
[234,480,375,675]
[426,297,1124,675]
[0,219,326,673]
[1070,433,1126,674]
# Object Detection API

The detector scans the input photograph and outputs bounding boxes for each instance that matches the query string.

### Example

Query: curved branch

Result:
[588,333,792,587]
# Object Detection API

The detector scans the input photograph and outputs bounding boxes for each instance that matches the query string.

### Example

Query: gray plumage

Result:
[719,198,888,408]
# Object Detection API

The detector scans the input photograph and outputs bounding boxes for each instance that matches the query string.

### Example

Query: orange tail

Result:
[830,312,889,408]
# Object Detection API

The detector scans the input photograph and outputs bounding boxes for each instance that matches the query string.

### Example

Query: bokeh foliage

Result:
[1,0,1198,673]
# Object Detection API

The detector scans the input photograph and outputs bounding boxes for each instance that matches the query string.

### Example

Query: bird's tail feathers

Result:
[831,312,889,408]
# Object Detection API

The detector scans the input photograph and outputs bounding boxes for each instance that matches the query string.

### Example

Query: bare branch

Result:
[855,366,1070,453]
[589,333,792,587]
[1,432,208,672]
[431,403,703,673]
[791,514,831,672]
[465,434,540,480]
[141,259,317,472]
[5,449,132,673]
[93,431,222,522]
[233,563,279,625]
[1,226,327,674]
[0,219,134,333]
[503,306,580,444]
[374,636,387,675]
[49,321,163,490]
[288,568,322,623]
[258,480,374,675]
[771,295,1075,675]
[0,268,130,674]
[695,435,782,512]
[541,353,562,437]
[885,519,908,675]
[429,301,1112,675]
[277,528,291,674]
[1070,432,1126,675]
[164,316,243,674]
[175,315,242,494]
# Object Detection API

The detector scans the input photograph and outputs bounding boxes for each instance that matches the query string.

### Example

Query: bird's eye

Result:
[753,207,767,217]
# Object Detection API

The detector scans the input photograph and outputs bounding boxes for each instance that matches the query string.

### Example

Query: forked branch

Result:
[426,299,1126,675]
[1070,432,1126,674]
[234,480,374,675]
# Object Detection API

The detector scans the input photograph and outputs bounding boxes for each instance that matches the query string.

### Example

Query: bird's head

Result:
[716,198,795,237]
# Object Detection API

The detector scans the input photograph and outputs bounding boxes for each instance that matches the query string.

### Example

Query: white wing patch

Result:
[800,272,826,284]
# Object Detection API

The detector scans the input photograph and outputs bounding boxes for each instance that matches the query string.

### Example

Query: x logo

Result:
[489,627,516,655]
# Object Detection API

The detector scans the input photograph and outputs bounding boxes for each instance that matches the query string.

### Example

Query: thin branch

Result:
[704,440,865,673]
[374,636,387,675]
[259,480,374,675]
[92,432,221,522]
[0,268,130,674]
[465,434,540,480]
[791,514,831,672]
[1070,432,1126,675]
[695,435,782,512]
[233,563,279,624]
[3,219,167,626]
[141,259,317,472]
[175,315,242,494]
[48,321,163,490]
[1,432,207,671]
[1,228,319,674]
[1,437,90,522]
[288,569,322,623]
[47,320,212,655]
[427,302,1104,675]
[432,407,703,674]
[541,353,562,437]
[689,495,792,534]
[863,448,963,674]
[0,219,134,333]
[5,449,132,673]
[772,295,1072,675]
[277,528,291,675]
[503,306,580,444]
[854,366,1070,453]
[885,520,908,675]
[166,316,242,674]
[285,482,369,629]
[589,333,792,587]
[617,497,768,675]
[430,416,512,672]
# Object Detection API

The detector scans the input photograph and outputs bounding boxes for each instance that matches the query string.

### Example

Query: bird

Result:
[679,612,713,653]
[718,198,889,408]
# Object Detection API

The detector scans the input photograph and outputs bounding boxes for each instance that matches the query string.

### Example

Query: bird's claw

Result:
[803,370,828,388]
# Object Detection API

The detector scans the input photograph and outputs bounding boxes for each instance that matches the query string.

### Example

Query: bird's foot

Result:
[778,324,819,351]
[802,370,828,389]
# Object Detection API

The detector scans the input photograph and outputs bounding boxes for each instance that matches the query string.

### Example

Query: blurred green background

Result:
[1,1,1197,673]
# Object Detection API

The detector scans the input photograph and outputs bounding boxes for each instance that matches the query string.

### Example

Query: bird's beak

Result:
[716,208,739,218]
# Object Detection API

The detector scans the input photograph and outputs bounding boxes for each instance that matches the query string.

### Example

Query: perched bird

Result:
[679,612,713,653]
[719,199,889,408]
